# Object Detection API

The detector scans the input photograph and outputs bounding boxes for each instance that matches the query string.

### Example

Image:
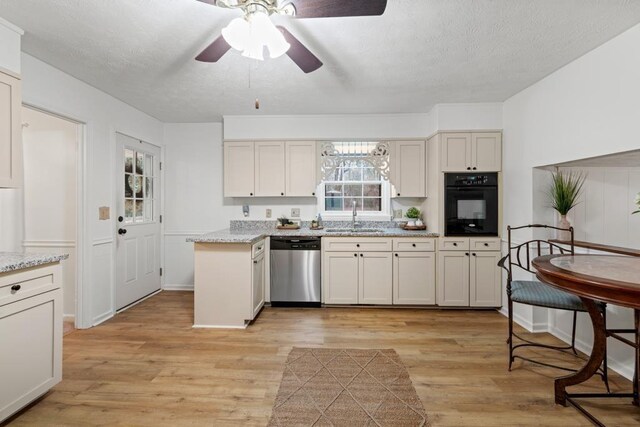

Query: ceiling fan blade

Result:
[287,0,387,18]
[196,35,232,62]
[277,26,323,73]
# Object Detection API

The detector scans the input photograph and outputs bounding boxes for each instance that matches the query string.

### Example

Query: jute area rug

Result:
[268,348,429,426]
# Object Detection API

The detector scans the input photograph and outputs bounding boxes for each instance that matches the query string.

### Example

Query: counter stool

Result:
[498,224,610,391]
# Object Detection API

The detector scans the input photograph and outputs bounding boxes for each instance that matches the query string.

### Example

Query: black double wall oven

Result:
[444,173,498,237]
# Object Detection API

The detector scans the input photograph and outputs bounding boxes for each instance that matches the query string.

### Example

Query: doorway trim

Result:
[22,103,88,329]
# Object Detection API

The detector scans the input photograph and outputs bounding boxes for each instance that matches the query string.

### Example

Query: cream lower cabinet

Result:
[0,263,63,422]
[437,237,502,307]
[393,252,436,305]
[322,251,392,305]
[0,70,22,188]
[194,239,265,328]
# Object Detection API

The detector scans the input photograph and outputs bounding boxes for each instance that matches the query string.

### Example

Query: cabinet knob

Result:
[281,192,284,196]
[465,252,469,256]
[453,242,458,246]
[250,193,253,196]
[484,243,489,247]
[412,243,416,247]
[467,167,471,170]
[360,254,363,257]
[312,192,315,196]
[394,253,398,257]
[354,253,358,257]
[356,244,360,248]
[472,253,477,256]
[472,167,477,170]
[397,193,401,196]
[11,284,21,292]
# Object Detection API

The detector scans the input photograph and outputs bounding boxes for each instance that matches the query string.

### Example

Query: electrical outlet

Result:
[394,209,403,219]
[266,209,272,218]
[291,208,301,218]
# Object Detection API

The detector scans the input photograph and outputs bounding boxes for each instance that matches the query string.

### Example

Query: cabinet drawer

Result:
[439,238,470,251]
[323,237,392,252]
[393,238,435,252]
[252,240,266,258]
[0,271,56,306]
[470,238,501,251]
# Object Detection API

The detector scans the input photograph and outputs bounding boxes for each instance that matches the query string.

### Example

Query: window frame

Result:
[317,141,392,220]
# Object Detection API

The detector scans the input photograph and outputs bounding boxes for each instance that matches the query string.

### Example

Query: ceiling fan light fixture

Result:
[221,17,250,51]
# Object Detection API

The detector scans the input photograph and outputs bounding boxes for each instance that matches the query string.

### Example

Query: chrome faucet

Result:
[351,200,358,229]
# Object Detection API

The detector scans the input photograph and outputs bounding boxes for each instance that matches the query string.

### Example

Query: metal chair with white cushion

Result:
[498,224,609,391]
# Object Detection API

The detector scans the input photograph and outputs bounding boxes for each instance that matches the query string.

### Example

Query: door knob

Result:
[118,228,127,235]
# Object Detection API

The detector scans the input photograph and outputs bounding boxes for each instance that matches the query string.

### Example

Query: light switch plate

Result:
[291,208,300,218]
[98,206,110,220]
[266,208,272,218]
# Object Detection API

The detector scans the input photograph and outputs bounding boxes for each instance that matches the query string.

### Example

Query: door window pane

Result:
[125,199,134,223]
[125,149,134,173]
[125,174,133,198]
[136,152,144,175]
[124,148,155,224]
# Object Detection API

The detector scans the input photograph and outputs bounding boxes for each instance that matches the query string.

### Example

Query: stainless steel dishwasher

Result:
[270,237,321,307]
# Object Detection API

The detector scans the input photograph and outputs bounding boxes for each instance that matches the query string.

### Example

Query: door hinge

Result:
[160,267,163,276]
[160,161,163,170]
[159,214,163,223]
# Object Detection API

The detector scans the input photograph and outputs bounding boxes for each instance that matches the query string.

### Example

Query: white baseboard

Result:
[498,306,547,333]
[63,314,75,322]
[92,310,114,327]
[193,324,247,329]
[163,283,194,291]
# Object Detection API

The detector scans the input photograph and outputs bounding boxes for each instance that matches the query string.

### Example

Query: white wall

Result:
[503,22,640,380]
[19,53,164,327]
[22,107,78,318]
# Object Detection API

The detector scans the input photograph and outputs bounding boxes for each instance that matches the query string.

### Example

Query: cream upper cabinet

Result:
[440,133,471,172]
[224,141,255,197]
[393,251,436,305]
[471,132,502,172]
[469,251,502,307]
[285,141,317,197]
[359,252,393,305]
[440,132,501,172]
[0,71,22,188]
[254,141,285,197]
[391,140,426,198]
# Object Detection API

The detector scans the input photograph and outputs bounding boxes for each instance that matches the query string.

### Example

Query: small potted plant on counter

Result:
[404,207,424,229]
[633,192,640,215]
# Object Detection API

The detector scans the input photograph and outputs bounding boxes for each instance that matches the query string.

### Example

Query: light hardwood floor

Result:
[4,291,639,426]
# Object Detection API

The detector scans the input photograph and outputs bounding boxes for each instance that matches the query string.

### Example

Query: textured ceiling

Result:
[2,0,640,122]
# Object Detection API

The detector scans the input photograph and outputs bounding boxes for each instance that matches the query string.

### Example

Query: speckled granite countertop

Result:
[0,252,69,273]
[187,227,439,244]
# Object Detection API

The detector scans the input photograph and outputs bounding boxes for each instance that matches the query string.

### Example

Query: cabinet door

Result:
[437,251,470,306]
[0,72,22,188]
[0,289,62,421]
[224,141,254,197]
[471,132,501,172]
[286,141,317,197]
[255,141,286,197]
[359,252,393,305]
[440,133,471,172]
[323,252,359,304]
[470,251,502,307]
[392,141,426,197]
[393,252,436,305]
[251,252,265,318]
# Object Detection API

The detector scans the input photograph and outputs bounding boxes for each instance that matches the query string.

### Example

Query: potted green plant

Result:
[633,192,640,215]
[548,170,585,240]
[405,207,421,227]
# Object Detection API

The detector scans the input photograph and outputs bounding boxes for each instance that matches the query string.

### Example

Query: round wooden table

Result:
[533,254,640,425]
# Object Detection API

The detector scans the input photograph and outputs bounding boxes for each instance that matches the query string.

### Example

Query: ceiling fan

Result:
[195,0,388,73]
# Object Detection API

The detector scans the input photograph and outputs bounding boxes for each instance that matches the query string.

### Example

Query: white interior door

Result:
[116,133,161,310]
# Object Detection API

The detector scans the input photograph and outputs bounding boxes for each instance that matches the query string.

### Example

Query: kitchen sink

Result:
[325,228,385,233]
